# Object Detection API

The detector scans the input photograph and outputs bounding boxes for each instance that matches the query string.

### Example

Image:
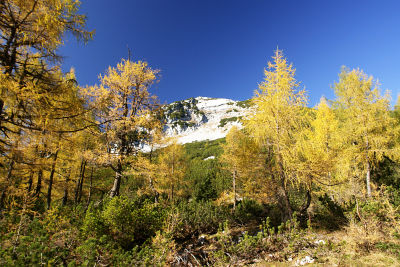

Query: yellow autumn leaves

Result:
[221,49,397,218]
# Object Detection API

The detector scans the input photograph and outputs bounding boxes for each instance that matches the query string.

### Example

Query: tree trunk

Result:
[62,169,71,206]
[77,161,86,203]
[74,159,86,203]
[110,160,122,197]
[34,170,43,197]
[148,176,158,203]
[86,167,94,210]
[0,159,14,211]
[365,138,371,198]
[300,189,312,214]
[300,189,312,226]
[276,157,292,221]
[74,172,80,203]
[171,158,174,202]
[27,172,34,193]
[280,178,293,222]
[233,170,237,210]
[366,159,371,198]
[0,190,5,214]
[6,159,14,181]
[148,146,159,203]
[46,150,59,210]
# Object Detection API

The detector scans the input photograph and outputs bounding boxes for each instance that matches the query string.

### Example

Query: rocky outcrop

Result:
[162,97,251,144]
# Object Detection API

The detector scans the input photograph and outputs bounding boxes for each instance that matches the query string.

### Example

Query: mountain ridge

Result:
[161,96,251,144]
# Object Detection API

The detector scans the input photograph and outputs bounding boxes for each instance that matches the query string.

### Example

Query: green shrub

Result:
[237,99,252,108]
[209,216,313,265]
[376,242,400,259]
[312,194,347,230]
[218,116,241,127]
[184,138,225,160]
[168,201,231,240]
[82,197,166,249]
[82,205,108,239]
[234,198,264,223]
[386,185,400,207]
[0,217,66,266]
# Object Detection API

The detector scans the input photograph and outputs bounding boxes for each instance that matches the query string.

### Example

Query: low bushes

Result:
[83,196,166,249]
[167,200,231,240]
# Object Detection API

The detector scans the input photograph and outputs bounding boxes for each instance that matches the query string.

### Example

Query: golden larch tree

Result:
[220,126,266,209]
[245,49,308,220]
[83,59,160,197]
[157,141,186,202]
[334,67,396,198]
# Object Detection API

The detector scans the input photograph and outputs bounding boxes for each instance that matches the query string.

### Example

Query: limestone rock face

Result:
[162,97,251,144]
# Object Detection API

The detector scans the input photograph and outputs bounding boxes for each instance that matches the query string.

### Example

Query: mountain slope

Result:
[162,97,251,144]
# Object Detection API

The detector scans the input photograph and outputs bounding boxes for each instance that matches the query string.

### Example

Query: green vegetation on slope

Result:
[218,116,242,127]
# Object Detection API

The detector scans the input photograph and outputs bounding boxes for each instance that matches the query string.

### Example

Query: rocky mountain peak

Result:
[161,96,251,144]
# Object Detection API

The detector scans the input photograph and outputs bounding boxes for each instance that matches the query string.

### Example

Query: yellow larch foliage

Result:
[157,141,187,202]
[220,126,268,204]
[83,59,160,197]
[295,97,342,196]
[334,68,396,198]
[245,49,308,219]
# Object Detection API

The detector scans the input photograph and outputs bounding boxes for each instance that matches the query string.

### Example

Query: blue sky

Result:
[60,0,400,106]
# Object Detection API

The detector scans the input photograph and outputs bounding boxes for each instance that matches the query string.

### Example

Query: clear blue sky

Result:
[60,0,400,106]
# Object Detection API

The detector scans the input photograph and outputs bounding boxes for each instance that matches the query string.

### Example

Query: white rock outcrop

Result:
[163,97,250,144]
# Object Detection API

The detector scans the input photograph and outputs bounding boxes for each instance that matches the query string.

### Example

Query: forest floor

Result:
[173,221,400,266]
